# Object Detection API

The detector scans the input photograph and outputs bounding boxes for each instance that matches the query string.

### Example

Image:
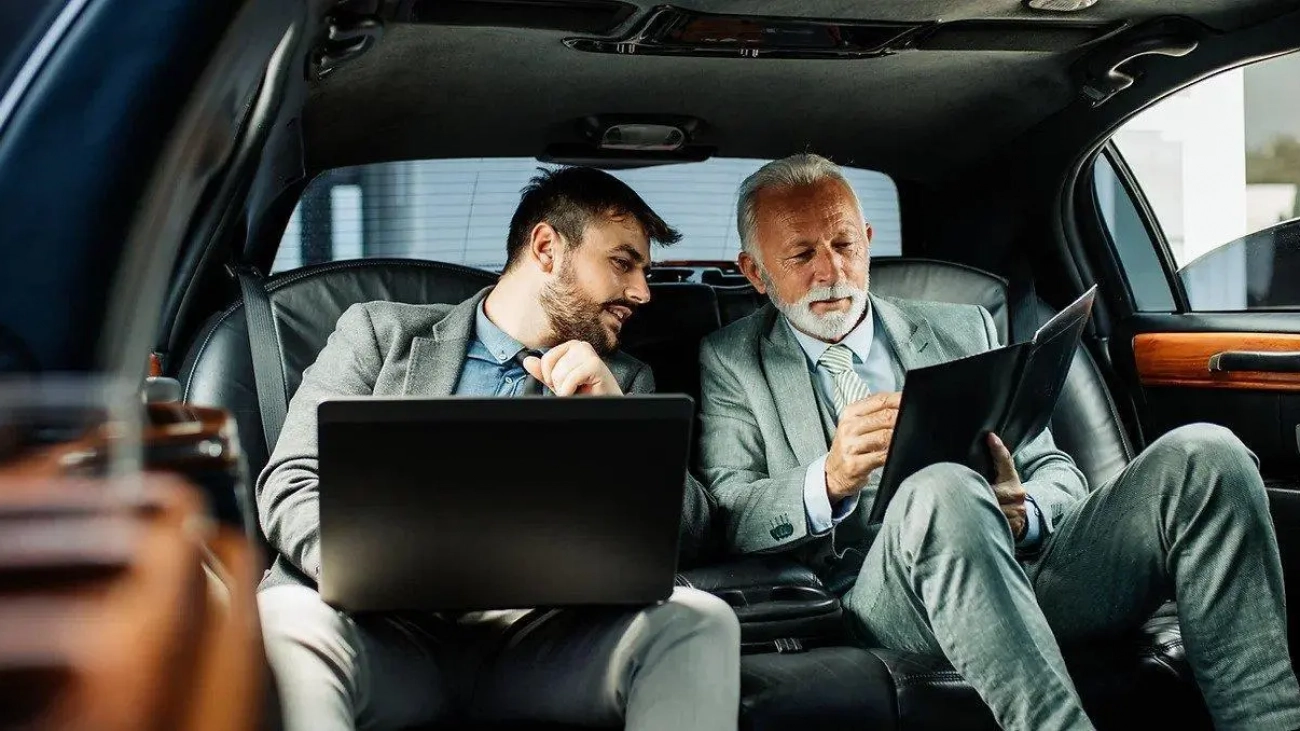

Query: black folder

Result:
[866,285,1098,525]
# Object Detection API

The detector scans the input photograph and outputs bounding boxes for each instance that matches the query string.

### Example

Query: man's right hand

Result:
[825,392,901,504]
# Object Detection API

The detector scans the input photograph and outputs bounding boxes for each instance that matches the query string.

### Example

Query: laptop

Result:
[316,395,694,613]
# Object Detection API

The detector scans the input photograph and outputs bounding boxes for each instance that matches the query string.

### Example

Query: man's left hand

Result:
[988,432,1027,540]
[522,340,622,396]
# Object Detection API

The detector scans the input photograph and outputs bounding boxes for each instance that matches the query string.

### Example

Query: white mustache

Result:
[797,283,863,308]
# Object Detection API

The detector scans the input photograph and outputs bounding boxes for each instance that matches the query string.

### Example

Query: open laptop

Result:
[316,395,694,613]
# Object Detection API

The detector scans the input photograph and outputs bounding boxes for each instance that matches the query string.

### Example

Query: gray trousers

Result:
[843,423,1300,731]
[258,585,740,731]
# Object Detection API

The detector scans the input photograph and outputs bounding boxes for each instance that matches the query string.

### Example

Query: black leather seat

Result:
[181,259,498,482]
[179,256,1208,731]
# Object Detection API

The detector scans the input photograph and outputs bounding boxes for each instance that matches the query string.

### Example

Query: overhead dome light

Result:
[600,124,686,152]
[1025,0,1100,11]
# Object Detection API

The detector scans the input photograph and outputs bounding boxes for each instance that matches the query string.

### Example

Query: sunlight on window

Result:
[1100,50,1300,311]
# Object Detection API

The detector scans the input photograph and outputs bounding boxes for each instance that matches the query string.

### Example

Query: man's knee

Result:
[897,462,995,516]
[646,587,740,650]
[618,587,739,675]
[891,462,1006,549]
[1157,423,1253,462]
[1138,424,1277,537]
[1149,423,1262,495]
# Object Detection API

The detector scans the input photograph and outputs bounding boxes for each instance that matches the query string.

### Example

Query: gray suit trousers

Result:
[259,585,740,731]
[842,423,1300,731]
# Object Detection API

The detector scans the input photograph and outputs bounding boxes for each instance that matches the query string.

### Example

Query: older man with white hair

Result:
[696,153,1300,731]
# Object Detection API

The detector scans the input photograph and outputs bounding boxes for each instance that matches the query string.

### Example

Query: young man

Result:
[257,167,739,731]
[697,153,1300,731]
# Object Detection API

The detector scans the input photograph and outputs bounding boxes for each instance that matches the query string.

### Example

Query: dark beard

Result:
[538,264,633,357]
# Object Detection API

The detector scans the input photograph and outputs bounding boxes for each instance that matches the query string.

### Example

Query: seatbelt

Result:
[1008,252,1041,345]
[234,266,289,454]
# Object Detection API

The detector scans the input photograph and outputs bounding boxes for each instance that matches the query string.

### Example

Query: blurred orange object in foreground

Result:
[0,473,267,731]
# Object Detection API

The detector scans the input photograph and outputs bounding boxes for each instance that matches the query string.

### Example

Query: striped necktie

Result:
[818,343,870,415]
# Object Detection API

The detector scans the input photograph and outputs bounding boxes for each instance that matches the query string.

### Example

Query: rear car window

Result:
[273,157,902,273]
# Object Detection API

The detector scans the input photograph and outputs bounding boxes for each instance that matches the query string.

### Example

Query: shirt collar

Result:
[474,301,529,365]
[785,301,875,372]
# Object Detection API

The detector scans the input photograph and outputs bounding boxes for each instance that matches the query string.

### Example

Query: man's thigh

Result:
[258,585,455,730]
[1023,469,1171,644]
[841,532,944,656]
[463,587,737,726]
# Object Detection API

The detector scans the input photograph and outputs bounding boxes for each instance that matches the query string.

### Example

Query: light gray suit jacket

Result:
[697,293,1088,563]
[257,287,717,590]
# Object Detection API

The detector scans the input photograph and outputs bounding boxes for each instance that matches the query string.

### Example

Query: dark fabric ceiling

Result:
[304,0,1298,182]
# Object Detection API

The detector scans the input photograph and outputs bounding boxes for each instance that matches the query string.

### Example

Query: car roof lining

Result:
[300,0,1298,184]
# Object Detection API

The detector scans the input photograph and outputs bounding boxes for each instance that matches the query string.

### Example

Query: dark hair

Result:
[505,166,682,269]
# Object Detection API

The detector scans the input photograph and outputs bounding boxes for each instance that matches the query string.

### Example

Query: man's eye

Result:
[612,258,632,272]
[792,251,814,263]
[834,241,855,251]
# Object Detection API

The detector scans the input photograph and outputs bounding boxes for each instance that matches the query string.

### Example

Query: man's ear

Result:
[738,251,767,294]
[865,223,874,244]
[529,222,560,273]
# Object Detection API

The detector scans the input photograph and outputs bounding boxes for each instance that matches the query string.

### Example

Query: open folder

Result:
[866,285,1098,525]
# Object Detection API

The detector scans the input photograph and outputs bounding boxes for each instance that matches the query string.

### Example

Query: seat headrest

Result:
[621,283,722,400]
[867,258,1010,345]
[180,259,498,478]
[269,260,498,395]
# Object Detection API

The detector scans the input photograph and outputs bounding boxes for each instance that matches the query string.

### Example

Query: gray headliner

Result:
[303,0,1296,182]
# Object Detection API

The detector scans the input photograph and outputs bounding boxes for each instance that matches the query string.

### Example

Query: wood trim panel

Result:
[1133,332,1300,392]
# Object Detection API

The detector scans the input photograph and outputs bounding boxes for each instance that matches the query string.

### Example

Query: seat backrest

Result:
[180,255,1133,507]
[618,283,722,402]
[1036,301,1134,487]
[179,259,718,480]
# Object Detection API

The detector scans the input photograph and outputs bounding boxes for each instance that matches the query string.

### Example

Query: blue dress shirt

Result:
[453,301,538,397]
[784,305,1043,549]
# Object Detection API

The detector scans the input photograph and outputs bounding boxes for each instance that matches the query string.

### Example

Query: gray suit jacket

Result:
[257,287,717,590]
[697,293,1088,563]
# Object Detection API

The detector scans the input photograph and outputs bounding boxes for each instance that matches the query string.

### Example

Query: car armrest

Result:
[677,556,847,654]
[676,555,823,592]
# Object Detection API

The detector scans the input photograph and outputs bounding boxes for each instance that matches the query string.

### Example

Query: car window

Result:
[1093,50,1300,311]
[273,157,902,274]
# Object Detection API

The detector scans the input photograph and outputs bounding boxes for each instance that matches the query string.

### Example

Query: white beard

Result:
[765,277,868,342]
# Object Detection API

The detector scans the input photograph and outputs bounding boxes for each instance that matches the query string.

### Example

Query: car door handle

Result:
[1208,351,1300,373]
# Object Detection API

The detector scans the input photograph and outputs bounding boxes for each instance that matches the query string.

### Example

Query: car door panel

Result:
[1111,315,1300,480]
[1133,332,1300,392]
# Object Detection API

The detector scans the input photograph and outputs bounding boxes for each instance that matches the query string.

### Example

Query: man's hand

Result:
[522,341,622,396]
[825,392,901,504]
[988,433,1027,539]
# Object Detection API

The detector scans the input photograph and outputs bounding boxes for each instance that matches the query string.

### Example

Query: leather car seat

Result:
[709,258,1208,730]
[181,259,498,484]
[178,256,1208,731]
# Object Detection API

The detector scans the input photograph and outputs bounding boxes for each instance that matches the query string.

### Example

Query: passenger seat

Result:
[178,256,1207,731]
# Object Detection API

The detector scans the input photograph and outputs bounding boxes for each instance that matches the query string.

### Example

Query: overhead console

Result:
[564,6,921,59]
[391,1,1124,58]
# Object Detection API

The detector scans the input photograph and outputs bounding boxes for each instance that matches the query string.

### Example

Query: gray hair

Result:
[736,153,863,258]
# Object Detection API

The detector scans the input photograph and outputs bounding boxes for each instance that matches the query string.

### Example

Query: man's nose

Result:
[810,247,839,285]
[627,270,651,304]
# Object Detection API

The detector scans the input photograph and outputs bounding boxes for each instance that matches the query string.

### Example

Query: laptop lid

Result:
[317,395,693,613]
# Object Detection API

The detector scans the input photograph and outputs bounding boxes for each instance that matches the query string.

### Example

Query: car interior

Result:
[3,0,1300,730]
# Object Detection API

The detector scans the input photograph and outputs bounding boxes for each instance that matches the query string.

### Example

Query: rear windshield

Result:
[274,157,901,274]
